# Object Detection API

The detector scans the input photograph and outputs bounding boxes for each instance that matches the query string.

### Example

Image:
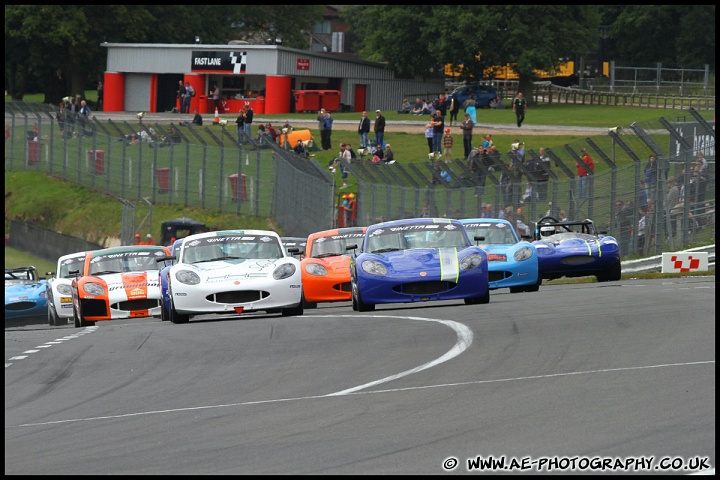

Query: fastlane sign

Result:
[191,51,247,74]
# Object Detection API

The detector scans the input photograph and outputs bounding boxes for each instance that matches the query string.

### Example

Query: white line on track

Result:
[5,314,715,429]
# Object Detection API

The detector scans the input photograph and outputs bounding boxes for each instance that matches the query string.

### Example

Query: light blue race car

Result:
[461,218,541,293]
[349,217,489,312]
[5,266,48,324]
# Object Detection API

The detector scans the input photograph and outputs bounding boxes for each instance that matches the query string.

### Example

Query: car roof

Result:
[181,229,281,243]
[461,218,513,228]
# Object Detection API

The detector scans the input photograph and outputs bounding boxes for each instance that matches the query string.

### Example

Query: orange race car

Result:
[70,245,172,327]
[300,226,367,308]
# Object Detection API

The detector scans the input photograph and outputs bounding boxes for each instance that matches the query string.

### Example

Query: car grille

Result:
[114,299,161,311]
[6,301,37,311]
[393,281,456,295]
[488,271,510,282]
[82,298,108,317]
[336,282,352,292]
[560,256,596,265]
[211,290,270,303]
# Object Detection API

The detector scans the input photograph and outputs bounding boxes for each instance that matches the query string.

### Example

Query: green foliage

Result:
[4,247,56,273]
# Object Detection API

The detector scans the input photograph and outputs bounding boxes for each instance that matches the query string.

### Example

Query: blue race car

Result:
[461,218,540,293]
[158,238,184,321]
[349,218,489,311]
[532,216,621,282]
[5,266,48,323]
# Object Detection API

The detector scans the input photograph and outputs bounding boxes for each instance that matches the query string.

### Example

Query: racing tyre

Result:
[160,302,169,321]
[73,307,81,328]
[48,305,57,325]
[353,286,375,312]
[301,293,317,309]
[169,301,189,324]
[525,277,542,292]
[597,261,622,282]
[465,290,490,305]
[77,303,95,327]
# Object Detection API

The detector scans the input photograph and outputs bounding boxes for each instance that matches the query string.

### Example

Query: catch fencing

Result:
[4,103,715,259]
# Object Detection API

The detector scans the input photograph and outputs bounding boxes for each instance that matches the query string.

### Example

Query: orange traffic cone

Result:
[213,108,220,124]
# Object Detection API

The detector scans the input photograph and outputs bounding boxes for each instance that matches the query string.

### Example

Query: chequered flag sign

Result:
[230,51,247,74]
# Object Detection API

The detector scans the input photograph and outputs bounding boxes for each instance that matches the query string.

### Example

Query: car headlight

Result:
[273,263,297,280]
[175,270,201,285]
[514,247,534,262]
[305,263,328,276]
[83,282,105,295]
[361,260,387,275]
[57,284,73,295]
[460,254,483,270]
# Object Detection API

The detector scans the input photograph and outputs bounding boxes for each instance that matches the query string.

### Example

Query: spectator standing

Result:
[576,147,594,199]
[643,155,658,200]
[448,94,461,127]
[183,82,194,115]
[177,81,186,113]
[77,100,91,136]
[694,154,709,201]
[96,80,104,112]
[340,143,351,189]
[512,92,527,128]
[374,110,386,149]
[464,99,477,125]
[235,109,245,144]
[317,108,328,150]
[358,111,370,148]
[435,93,449,119]
[243,104,254,140]
[424,122,434,153]
[637,205,648,254]
[535,148,551,201]
[460,113,474,159]
[524,154,541,202]
[211,83,221,111]
[321,111,334,150]
[442,128,454,159]
[431,111,444,154]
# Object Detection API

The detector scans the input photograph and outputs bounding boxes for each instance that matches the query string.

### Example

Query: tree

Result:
[5,5,323,103]
[342,5,601,104]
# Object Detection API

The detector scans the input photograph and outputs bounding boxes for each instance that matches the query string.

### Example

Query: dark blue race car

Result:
[349,217,489,312]
[532,216,621,282]
[158,238,184,321]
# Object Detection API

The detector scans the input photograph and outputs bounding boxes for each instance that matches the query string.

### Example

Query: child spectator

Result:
[442,128,454,159]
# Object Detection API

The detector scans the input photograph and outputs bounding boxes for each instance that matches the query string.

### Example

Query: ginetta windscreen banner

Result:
[191,51,246,74]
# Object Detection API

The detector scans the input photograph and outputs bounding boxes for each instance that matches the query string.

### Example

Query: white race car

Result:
[46,250,94,326]
[161,229,303,323]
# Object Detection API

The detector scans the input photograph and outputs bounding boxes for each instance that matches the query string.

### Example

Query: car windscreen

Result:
[462,222,518,245]
[89,251,163,275]
[181,234,283,263]
[59,256,86,278]
[366,223,468,253]
[310,232,365,258]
